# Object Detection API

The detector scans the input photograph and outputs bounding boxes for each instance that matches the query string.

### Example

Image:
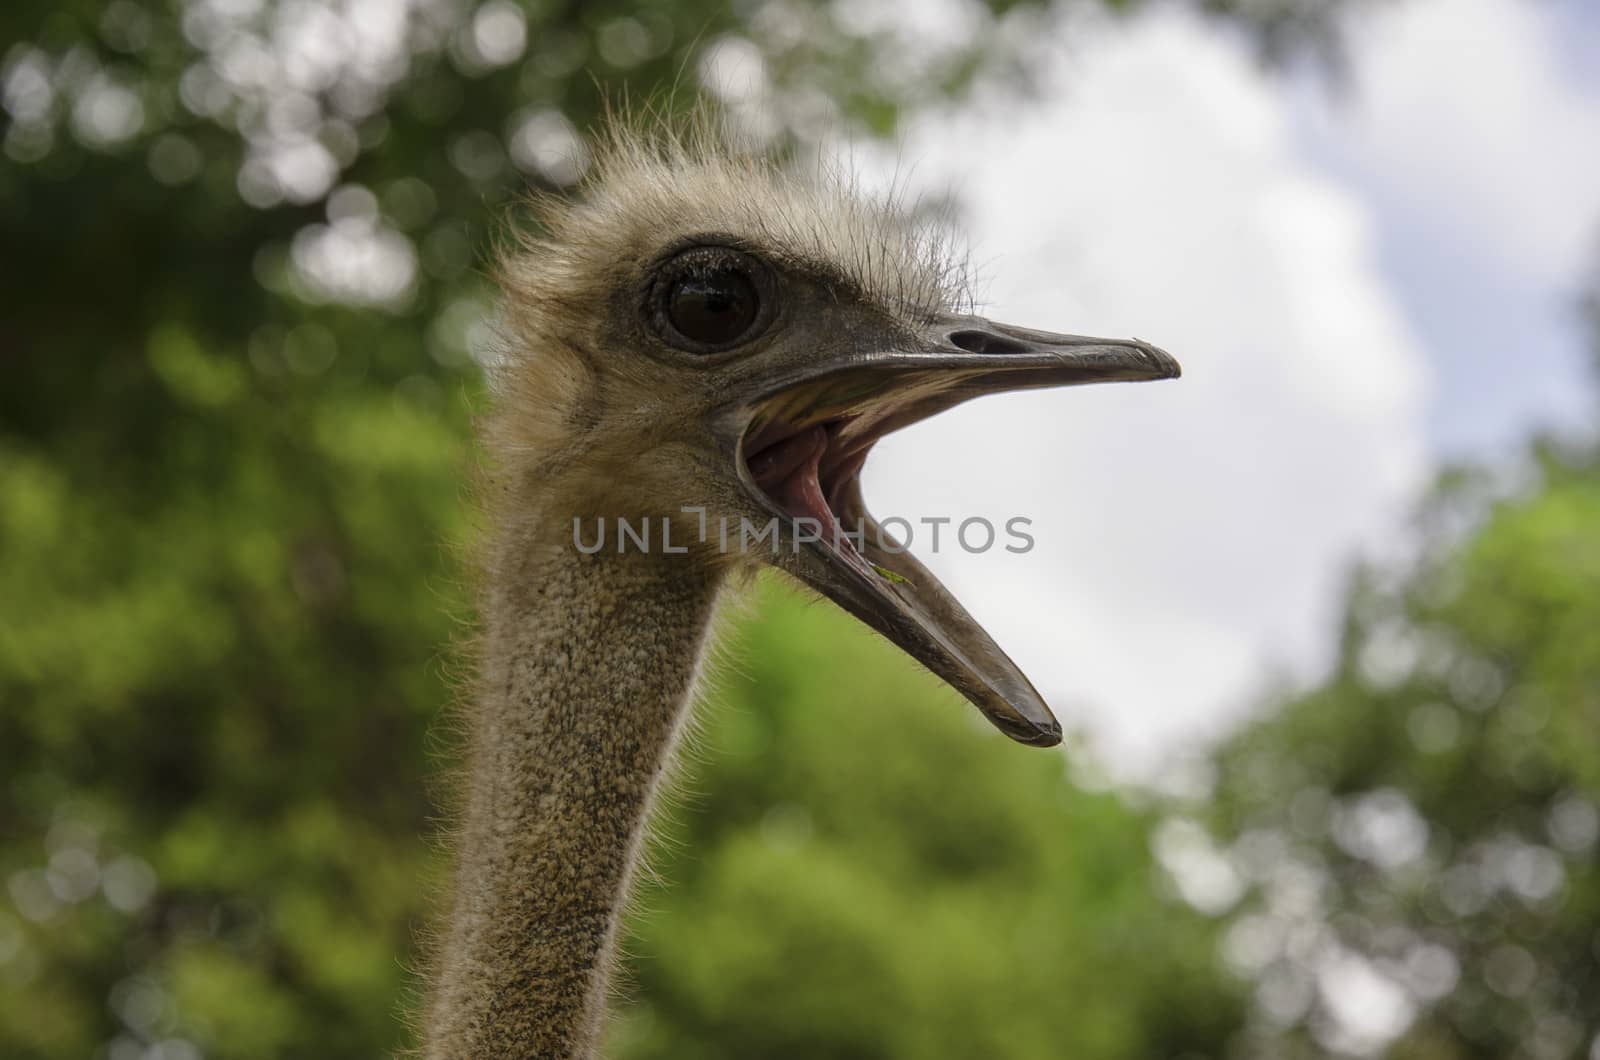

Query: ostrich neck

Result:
[423,512,722,1059]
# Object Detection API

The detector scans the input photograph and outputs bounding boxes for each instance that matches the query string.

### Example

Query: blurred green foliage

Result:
[1206,429,1600,1059]
[609,587,1241,1060]
[4,0,1581,1058]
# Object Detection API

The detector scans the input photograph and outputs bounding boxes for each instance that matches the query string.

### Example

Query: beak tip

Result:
[989,709,1064,748]
[1027,725,1064,748]
[1135,338,1181,380]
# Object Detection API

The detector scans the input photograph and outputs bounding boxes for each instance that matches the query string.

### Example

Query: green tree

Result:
[1204,276,1600,1058]
[613,582,1242,1060]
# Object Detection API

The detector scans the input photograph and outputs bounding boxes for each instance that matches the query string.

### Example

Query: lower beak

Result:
[721,315,1180,747]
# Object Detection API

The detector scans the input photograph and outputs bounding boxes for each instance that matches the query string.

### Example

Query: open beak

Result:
[714,315,1180,748]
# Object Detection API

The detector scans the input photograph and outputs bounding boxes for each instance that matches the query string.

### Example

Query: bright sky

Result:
[851,0,1600,779]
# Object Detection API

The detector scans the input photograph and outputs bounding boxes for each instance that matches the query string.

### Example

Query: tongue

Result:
[748,425,835,532]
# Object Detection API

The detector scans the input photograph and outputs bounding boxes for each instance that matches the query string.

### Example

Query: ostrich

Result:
[419,121,1178,1058]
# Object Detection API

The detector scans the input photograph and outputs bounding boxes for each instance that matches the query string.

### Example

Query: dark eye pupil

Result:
[667,270,759,347]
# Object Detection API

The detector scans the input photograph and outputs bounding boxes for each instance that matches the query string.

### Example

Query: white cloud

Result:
[1320,0,1600,284]
[847,9,1430,775]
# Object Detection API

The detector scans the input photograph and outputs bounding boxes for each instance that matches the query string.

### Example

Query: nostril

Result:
[947,329,1031,356]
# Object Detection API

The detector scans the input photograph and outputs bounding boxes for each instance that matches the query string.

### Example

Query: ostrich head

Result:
[492,121,1179,748]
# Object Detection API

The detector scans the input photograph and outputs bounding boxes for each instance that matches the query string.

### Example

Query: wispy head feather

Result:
[496,106,973,352]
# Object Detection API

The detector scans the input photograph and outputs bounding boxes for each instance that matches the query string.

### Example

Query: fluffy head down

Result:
[484,115,973,517]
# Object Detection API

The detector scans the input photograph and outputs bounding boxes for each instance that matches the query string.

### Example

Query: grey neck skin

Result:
[422,515,723,1059]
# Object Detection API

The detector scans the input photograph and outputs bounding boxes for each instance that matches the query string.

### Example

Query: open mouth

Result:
[739,367,983,575]
[722,320,1181,748]
[746,422,860,555]
[744,414,889,577]
[734,366,1070,746]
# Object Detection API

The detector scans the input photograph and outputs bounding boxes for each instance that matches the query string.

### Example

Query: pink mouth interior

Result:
[745,421,874,555]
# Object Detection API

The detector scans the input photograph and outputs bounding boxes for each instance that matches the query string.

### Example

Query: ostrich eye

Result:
[667,271,758,346]
[651,245,772,353]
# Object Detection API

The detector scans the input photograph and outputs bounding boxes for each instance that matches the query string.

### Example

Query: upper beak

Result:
[716,314,1180,748]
